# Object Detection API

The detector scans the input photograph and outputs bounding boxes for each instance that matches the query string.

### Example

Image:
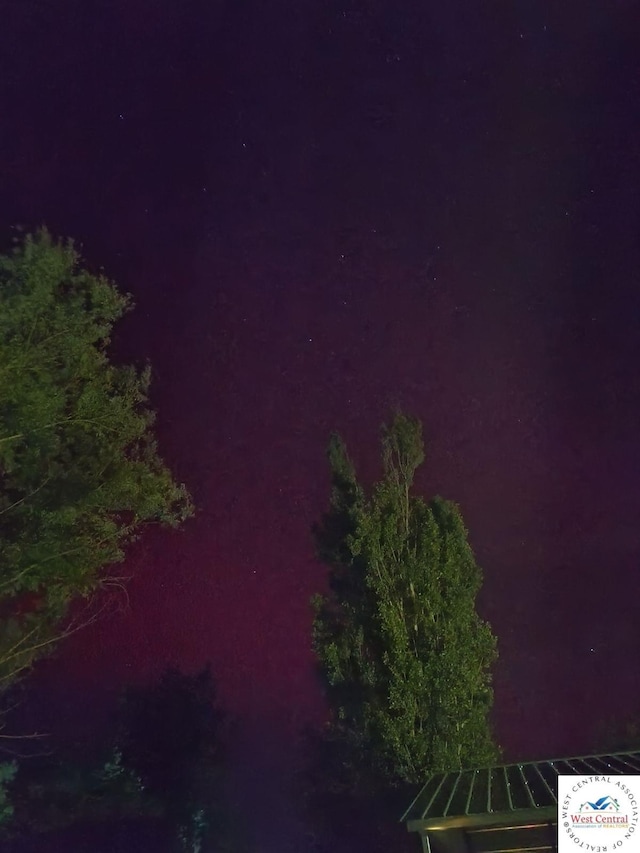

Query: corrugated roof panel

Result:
[513,764,537,809]
[611,753,640,772]
[468,768,489,814]
[549,759,575,775]
[580,755,611,773]
[488,766,509,813]
[441,771,463,817]
[536,762,559,798]
[503,766,515,810]
[524,762,555,807]
[447,769,476,816]
[404,771,445,820]
[402,751,640,827]
[566,758,597,774]
[428,773,457,818]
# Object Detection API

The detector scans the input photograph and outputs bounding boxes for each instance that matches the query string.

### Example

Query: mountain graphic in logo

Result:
[579,796,620,812]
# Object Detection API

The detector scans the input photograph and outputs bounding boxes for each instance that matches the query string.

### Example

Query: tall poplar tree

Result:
[312,412,498,788]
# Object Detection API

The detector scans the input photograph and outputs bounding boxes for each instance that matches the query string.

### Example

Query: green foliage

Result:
[0,761,17,827]
[6,669,251,850]
[116,665,245,852]
[6,751,159,838]
[96,747,144,791]
[0,229,194,688]
[593,712,640,754]
[312,412,499,788]
[116,666,225,809]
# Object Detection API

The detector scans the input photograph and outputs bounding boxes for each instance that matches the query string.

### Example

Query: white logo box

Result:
[558,774,640,851]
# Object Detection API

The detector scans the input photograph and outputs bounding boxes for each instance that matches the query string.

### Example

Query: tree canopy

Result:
[5,667,249,852]
[115,665,245,852]
[0,228,193,690]
[311,412,499,789]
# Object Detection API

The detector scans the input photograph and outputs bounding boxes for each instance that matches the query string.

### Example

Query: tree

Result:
[311,412,499,790]
[593,711,640,754]
[115,665,247,852]
[0,761,16,828]
[4,748,155,841]
[6,668,251,851]
[0,228,194,691]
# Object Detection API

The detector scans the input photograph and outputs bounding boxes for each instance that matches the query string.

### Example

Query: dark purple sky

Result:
[2,1,640,849]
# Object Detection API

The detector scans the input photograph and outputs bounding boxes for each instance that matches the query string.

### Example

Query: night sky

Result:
[2,1,640,850]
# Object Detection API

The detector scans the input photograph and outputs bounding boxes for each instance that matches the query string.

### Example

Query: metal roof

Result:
[402,750,640,833]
